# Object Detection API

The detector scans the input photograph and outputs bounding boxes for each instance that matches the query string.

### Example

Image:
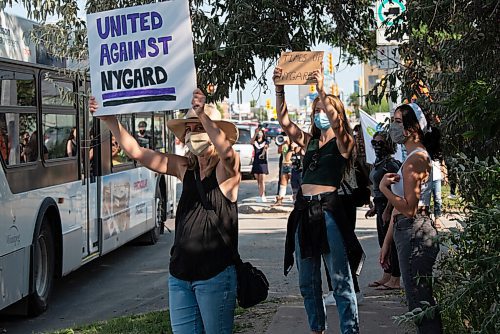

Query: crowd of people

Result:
[85,62,446,333]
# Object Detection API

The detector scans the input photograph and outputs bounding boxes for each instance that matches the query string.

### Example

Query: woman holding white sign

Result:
[90,89,241,334]
[275,65,363,333]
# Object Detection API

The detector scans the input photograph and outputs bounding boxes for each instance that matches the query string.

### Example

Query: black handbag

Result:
[194,169,269,308]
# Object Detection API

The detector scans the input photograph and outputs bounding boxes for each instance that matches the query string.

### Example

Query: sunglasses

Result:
[308,151,320,171]
[371,140,384,147]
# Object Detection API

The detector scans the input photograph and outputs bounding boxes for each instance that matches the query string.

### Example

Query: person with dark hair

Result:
[251,127,269,202]
[365,131,402,290]
[91,89,241,334]
[380,103,443,333]
[136,120,152,148]
[66,127,78,157]
[20,131,30,163]
[275,66,363,333]
[273,134,292,206]
[290,142,304,201]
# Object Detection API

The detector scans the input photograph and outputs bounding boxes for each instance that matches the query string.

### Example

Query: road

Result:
[0,142,389,334]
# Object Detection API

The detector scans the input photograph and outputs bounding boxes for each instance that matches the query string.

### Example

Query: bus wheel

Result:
[145,190,163,245]
[28,218,55,316]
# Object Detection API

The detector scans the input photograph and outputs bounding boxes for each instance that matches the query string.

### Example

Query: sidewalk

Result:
[265,291,409,334]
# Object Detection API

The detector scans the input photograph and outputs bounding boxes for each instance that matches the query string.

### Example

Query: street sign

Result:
[375,0,407,45]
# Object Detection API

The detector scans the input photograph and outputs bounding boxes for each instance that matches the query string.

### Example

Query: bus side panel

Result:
[61,225,83,276]
[100,167,156,255]
[0,247,30,309]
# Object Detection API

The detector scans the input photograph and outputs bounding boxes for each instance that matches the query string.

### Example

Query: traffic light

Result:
[327,53,333,74]
[265,98,271,109]
[309,85,316,93]
[331,83,339,96]
[206,83,215,95]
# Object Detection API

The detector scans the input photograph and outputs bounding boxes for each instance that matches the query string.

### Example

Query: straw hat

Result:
[167,104,239,144]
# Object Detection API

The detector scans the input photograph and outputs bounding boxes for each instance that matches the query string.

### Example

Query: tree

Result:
[369,1,500,332]
[2,0,377,102]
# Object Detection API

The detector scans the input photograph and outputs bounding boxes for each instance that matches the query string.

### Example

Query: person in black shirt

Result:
[251,127,269,202]
[366,131,402,290]
[135,120,152,148]
[91,89,241,334]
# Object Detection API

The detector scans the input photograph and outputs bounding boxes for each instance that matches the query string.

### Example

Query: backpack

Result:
[342,160,371,207]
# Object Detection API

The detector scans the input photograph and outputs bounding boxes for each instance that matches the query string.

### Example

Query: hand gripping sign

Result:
[87,1,197,116]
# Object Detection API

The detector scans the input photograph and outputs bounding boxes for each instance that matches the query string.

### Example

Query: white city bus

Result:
[0,56,177,315]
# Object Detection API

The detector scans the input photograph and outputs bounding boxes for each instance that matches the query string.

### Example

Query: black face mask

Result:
[373,146,387,158]
[372,141,387,158]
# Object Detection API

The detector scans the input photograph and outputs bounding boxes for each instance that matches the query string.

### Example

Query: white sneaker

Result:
[323,291,336,306]
[356,292,364,306]
[261,195,268,203]
[447,194,457,199]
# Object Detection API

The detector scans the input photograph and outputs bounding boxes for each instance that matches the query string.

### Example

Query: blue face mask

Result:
[314,112,331,130]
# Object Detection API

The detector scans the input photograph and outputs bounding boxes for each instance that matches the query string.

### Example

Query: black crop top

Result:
[301,138,346,188]
[169,169,238,281]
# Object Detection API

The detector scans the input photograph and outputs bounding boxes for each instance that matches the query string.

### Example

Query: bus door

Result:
[80,95,100,259]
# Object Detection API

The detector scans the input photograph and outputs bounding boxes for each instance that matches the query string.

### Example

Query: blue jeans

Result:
[295,211,359,333]
[422,180,443,217]
[168,266,237,334]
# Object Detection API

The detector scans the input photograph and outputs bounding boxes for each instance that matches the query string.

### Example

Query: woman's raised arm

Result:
[312,69,354,158]
[273,67,311,149]
[89,97,187,179]
[191,89,239,178]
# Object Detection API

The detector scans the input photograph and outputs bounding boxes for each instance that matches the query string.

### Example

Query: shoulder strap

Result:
[194,168,242,264]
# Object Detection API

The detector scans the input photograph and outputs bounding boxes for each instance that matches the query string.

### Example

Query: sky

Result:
[228,46,361,108]
[4,3,361,108]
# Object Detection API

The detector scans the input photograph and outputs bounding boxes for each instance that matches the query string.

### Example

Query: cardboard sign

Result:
[87,1,196,116]
[275,51,324,85]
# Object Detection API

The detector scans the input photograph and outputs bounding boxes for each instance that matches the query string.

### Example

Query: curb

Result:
[238,204,293,214]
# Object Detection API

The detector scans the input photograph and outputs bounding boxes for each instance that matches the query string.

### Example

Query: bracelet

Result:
[275,91,285,97]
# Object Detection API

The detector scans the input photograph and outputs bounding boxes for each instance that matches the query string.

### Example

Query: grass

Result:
[48,310,171,334]
[47,307,249,334]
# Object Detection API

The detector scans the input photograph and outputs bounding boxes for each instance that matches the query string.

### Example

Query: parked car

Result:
[261,121,282,141]
[234,125,254,177]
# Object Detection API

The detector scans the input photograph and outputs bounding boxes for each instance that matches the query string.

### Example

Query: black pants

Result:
[325,194,360,293]
[374,197,400,277]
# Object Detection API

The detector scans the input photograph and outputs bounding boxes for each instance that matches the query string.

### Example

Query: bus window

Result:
[0,70,36,106]
[42,113,77,159]
[111,115,133,167]
[0,112,37,165]
[153,112,166,153]
[41,78,75,107]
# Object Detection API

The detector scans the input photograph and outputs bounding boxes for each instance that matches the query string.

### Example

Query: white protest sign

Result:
[87,1,196,116]
[359,110,403,164]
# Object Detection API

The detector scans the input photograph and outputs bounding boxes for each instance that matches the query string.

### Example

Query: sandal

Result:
[368,281,385,287]
[375,284,402,291]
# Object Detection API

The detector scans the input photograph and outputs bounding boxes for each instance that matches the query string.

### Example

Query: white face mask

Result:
[185,132,211,156]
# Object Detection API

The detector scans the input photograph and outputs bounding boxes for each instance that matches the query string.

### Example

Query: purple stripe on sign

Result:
[102,87,176,100]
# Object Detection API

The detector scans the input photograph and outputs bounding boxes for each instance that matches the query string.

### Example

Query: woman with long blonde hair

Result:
[275,66,363,333]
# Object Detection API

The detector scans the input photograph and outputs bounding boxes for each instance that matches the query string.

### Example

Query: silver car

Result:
[234,126,254,177]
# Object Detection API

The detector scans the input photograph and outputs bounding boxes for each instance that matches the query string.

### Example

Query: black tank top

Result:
[302,138,346,188]
[169,168,238,281]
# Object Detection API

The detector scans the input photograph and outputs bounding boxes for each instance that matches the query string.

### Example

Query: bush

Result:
[435,205,499,333]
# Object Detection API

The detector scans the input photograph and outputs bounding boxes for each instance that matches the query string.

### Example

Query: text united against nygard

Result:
[97,10,172,91]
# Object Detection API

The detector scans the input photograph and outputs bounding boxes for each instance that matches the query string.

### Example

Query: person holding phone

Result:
[251,127,269,202]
